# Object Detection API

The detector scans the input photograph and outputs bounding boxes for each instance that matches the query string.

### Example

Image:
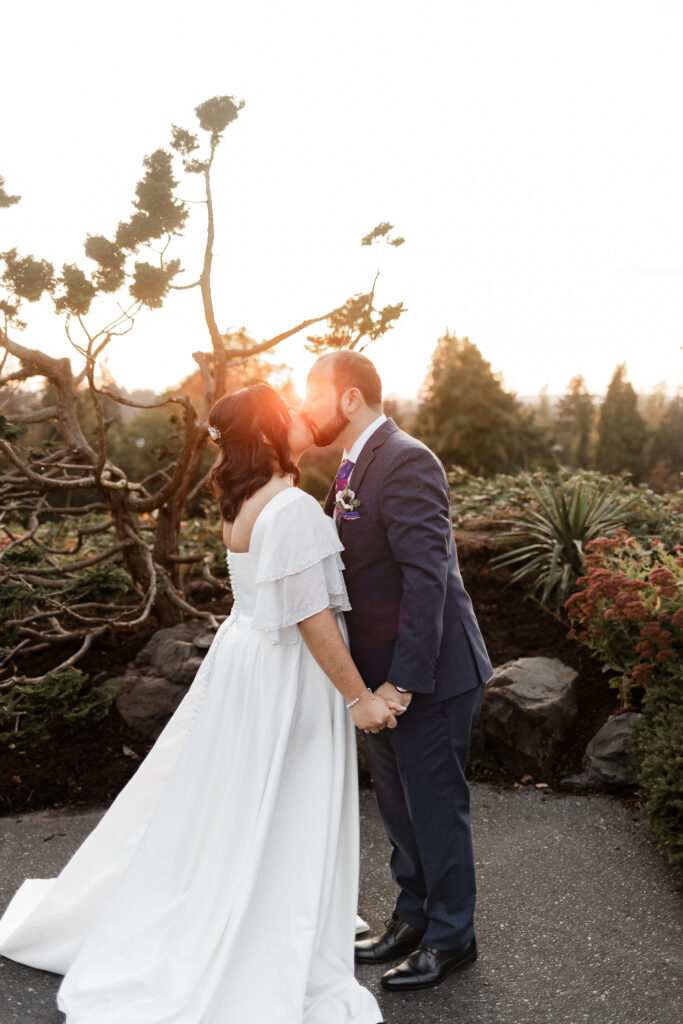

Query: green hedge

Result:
[632,674,683,873]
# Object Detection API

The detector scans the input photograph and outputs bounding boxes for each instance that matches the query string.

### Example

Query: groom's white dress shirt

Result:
[344,413,387,471]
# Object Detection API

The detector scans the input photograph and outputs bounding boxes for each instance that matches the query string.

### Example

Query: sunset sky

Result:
[1,0,682,401]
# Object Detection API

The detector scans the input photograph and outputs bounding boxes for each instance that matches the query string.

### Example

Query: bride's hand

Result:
[350,692,397,733]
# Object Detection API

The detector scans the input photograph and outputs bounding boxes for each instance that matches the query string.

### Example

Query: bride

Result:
[0,382,401,1023]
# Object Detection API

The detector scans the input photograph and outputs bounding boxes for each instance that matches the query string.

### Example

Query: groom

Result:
[301,350,493,992]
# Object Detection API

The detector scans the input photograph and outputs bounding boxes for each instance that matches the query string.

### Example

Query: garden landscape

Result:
[1,4,682,1020]
[2,105,681,869]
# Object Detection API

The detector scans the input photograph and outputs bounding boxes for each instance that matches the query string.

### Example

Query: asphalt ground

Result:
[1,784,681,1024]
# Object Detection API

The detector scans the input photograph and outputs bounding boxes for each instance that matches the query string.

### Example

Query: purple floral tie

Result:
[334,458,355,522]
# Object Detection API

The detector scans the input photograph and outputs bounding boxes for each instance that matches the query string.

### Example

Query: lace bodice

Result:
[225,488,351,643]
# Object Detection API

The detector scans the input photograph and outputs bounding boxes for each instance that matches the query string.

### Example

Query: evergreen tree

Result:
[555,375,594,468]
[638,382,669,432]
[533,385,555,433]
[595,364,647,480]
[416,331,550,475]
[645,394,683,492]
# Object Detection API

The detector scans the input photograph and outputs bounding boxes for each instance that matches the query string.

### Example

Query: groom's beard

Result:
[310,403,350,448]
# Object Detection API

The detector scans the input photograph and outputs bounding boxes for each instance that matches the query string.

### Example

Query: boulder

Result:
[136,624,213,685]
[112,623,218,737]
[114,676,187,738]
[559,712,642,793]
[470,656,580,777]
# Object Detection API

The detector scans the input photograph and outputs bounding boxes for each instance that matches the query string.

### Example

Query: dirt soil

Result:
[0,570,620,817]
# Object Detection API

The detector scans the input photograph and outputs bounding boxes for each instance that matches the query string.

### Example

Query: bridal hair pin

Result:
[208,424,221,442]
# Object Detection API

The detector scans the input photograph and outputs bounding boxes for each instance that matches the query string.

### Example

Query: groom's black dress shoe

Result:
[354,914,425,965]
[380,938,478,990]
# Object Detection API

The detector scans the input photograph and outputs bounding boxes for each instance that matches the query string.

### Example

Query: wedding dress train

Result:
[0,487,381,1024]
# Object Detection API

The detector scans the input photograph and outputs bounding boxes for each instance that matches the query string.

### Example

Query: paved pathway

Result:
[1,784,681,1023]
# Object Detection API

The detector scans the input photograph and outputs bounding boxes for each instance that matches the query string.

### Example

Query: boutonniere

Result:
[335,486,361,519]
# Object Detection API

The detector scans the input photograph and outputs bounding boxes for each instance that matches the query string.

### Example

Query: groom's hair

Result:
[316,351,383,410]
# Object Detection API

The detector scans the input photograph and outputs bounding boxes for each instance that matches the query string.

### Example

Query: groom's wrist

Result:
[395,686,408,693]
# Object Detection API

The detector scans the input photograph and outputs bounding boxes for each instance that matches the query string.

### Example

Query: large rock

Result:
[560,712,642,793]
[112,623,218,738]
[136,624,211,685]
[113,676,187,737]
[470,656,580,777]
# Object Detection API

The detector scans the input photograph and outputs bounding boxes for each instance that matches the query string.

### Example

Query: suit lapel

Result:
[349,418,398,495]
[322,418,399,530]
[347,444,377,497]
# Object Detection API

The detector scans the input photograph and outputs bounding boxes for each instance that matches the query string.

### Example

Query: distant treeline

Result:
[404,332,681,492]
[5,334,680,505]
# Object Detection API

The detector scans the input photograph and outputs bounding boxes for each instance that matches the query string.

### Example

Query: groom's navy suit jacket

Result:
[324,419,493,704]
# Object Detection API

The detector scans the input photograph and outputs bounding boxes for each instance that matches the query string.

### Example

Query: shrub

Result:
[447,468,683,547]
[0,668,117,748]
[564,530,682,705]
[631,673,683,873]
[61,564,131,604]
[0,580,38,622]
[0,581,42,649]
[565,531,683,873]
[490,474,643,610]
[1,543,44,566]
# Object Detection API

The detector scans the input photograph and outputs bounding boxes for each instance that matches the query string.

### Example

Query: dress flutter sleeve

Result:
[251,492,351,644]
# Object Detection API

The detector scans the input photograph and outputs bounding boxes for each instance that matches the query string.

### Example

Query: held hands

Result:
[349,690,398,734]
[374,682,413,715]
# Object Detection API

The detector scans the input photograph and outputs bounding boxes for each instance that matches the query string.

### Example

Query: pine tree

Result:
[533,385,555,433]
[638,382,669,432]
[416,332,550,475]
[645,394,683,492]
[595,364,647,480]
[555,375,594,468]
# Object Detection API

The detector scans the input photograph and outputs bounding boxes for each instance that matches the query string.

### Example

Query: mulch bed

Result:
[0,570,620,817]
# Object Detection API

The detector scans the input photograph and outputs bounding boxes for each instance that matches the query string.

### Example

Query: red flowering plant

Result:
[564,529,683,707]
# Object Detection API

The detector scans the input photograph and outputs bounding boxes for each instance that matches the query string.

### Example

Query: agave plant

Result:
[490,474,644,610]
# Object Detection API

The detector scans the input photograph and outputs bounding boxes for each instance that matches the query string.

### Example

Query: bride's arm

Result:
[298,609,400,733]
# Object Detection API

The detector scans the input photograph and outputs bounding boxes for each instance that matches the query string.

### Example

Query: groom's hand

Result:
[375,682,412,714]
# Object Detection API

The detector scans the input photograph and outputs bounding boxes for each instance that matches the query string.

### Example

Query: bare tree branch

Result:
[0,366,40,386]
[17,540,130,575]
[191,309,336,370]
[170,279,201,291]
[0,441,96,488]
[0,626,109,689]
[163,585,220,628]
[187,467,212,503]
[98,386,190,412]
[8,406,63,424]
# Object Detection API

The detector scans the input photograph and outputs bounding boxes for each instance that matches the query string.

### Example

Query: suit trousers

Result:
[363,682,484,950]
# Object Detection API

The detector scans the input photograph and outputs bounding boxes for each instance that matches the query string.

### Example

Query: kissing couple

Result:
[0,350,493,1023]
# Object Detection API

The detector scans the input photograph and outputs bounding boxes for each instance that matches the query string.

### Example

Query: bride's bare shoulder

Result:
[222,482,304,552]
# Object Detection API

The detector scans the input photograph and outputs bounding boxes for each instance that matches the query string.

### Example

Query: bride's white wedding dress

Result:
[0,487,382,1024]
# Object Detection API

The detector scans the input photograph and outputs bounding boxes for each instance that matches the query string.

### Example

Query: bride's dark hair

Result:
[208,383,301,523]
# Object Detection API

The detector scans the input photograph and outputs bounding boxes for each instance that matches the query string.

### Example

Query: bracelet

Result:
[346,687,374,709]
